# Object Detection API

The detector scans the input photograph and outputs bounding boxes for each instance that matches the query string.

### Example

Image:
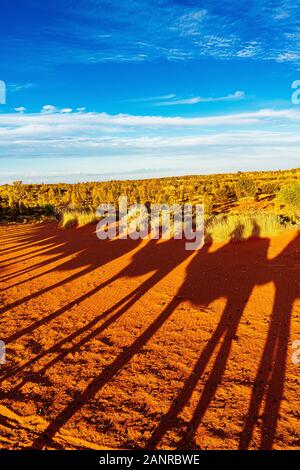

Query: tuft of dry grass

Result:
[60,208,298,243]
[206,213,294,243]
[60,209,99,228]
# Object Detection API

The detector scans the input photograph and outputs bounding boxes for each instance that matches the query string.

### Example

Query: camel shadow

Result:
[239,231,300,449]
[1,222,299,450]
[147,229,300,449]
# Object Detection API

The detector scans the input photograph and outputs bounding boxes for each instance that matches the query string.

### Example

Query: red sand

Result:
[0,223,299,449]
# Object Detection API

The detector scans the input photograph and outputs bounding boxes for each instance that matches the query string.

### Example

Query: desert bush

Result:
[203,195,214,215]
[259,181,280,195]
[206,213,293,243]
[214,186,236,203]
[276,181,300,215]
[235,178,257,199]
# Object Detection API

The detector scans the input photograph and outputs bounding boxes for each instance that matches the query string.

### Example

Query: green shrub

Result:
[276,181,300,215]
[214,186,236,203]
[235,178,257,199]
[203,195,214,215]
[259,181,280,195]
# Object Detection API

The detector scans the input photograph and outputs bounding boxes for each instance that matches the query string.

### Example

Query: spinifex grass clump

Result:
[206,213,292,243]
[60,209,98,228]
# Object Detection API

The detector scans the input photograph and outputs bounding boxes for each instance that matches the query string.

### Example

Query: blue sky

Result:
[0,0,300,183]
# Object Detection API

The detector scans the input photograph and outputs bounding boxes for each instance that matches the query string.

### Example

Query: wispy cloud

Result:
[2,1,300,67]
[1,108,298,132]
[0,108,299,155]
[175,9,207,37]
[123,94,176,103]
[0,106,299,183]
[277,52,300,63]
[153,91,246,106]
[8,83,35,92]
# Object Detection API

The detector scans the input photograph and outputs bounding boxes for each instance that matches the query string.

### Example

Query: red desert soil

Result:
[0,223,299,450]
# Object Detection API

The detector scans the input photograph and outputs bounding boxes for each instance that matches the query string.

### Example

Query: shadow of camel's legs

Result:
[0,242,59,269]
[0,251,71,287]
[239,290,291,450]
[3,269,121,346]
[0,235,56,256]
[177,327,236,448]
[147,304,229,448]
[30,297,181,449]
[2,270,164,389]
[0,265,94,317]
[148,292,250,449]
[260,324,289,450]
[0,282,136,385]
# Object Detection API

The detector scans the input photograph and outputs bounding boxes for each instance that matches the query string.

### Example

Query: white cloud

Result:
[60,108,73,113]
[237,43,261,58]
[5,131,300,150]
[0,108,299,153]
[14,107,26,113]
[153,91,246,106]
[41,104,57,114]
[0,108,298,132]
[0,107,299,182]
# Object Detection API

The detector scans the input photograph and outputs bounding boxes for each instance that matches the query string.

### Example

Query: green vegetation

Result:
[235,177,257,199]
[276,181,300,218]
[0,168,299,240]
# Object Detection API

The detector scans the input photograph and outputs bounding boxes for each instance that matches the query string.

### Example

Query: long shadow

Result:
[147,225,271,449]
[2,282,152,392]
[3,232,191,343]
[0,247,69,285]
[239,232,300,449]
[5,226,253,448]
[2,238,192,387]
[0,241,62,270]
[20,237,192,448]
[1,259,169,380]
[0,224,142,316]
[30,289,182,448]
[2,271,122,347]
[0,237,57,259]
[0,229,57,257]
[3,222,298,449]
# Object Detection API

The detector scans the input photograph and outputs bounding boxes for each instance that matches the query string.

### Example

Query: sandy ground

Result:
[0,223,299,450]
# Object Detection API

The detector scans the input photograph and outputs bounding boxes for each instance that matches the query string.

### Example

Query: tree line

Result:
[0,168,299,222]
